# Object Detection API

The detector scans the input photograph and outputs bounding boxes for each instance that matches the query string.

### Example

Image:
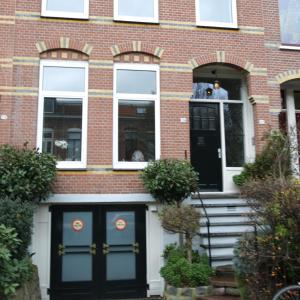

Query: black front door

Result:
[190,102,222,191]
[50,205,147,300]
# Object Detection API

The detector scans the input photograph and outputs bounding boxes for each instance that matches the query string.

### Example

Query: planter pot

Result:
[163,284,213,300]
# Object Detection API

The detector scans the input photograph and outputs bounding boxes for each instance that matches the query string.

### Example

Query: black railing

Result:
[195,190,212,267]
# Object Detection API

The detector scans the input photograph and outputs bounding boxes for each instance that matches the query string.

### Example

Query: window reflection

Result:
[118,100,155,162]
[42,97,82,161]
[199,0,233,23]
[279,0,300,45]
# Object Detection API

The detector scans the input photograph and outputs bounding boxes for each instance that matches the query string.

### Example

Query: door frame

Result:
[49,204,147,300]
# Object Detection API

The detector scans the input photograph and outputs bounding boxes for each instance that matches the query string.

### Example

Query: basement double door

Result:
[50,205,147,300]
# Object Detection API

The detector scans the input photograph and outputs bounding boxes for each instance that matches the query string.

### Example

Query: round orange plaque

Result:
[72,219,84,232]
[115,218,127,231]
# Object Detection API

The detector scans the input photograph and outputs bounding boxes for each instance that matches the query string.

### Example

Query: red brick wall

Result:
[0,0,298,194]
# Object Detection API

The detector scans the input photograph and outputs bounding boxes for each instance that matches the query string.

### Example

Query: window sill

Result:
[113,161,149,170]
[196,22,238,30]
[280,45,300,51]
[56,162,87,170]
[41,12,89,20]
[113,17,159,24]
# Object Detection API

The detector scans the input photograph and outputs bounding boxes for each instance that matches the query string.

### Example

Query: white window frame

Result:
[113,63,160,170]
[114,0,159,23]
[37,60,89,170]
[195,0,238,28]
[41,0,89,19]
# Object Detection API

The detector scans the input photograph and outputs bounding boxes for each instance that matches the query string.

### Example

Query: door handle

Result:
[102,243,110,255]
[58,244,65,256]
[90,243,97,255]
[217,148,222,159]
[133,242,140,254]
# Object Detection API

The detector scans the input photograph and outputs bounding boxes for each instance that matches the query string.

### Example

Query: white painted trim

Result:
[286,89,300,175]
[280,45,300,51]
[113,63,160,170]
[41,0,89,19]
[37,60,88,170]
[195,0,238,28]
[46,193,155,204]
[114,0,159,23]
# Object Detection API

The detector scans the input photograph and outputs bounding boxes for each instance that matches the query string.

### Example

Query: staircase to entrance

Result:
[193,193,254,267]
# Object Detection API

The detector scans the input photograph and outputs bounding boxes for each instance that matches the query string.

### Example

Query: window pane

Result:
[42,97,82,162]
[279,0,300,45]
[43,66,85,92]
[117,70,156,94]
[46,0,85,13]
[118,100,155,162]
[192,78,241,100]
[199,0,233,23]
[224,103,244,167]
[118,0,154,18]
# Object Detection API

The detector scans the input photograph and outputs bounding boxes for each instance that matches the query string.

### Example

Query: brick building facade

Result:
[0,0,299,299]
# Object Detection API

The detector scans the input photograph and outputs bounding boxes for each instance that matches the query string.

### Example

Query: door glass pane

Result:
[117,70,156,94]
[43,66,85,92]
[294,91,300,110]
[106,211,135,245]
[106,252,136,280]
[46,0,85,13]
[106,211,136,281]
[42,97,82,162]
[118,100,155,162]
[63,212,92,245]
[61,212,92,282]
[224,103,244,167]
[62,254,92,282]
[199,0,233,23]
[118,0,154,18]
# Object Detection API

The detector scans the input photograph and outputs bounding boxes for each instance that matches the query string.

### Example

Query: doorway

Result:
[190,102,223,191]
[50,205,147,300]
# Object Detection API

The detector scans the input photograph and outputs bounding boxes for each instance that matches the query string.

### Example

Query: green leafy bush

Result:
[141,159,199,206]
[233,131,291,186]
[0,145,56,203]
[0,198,35,258]
[160,246,214,287]
[0,225,33,298]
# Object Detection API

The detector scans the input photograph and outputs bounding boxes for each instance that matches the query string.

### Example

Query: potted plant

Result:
[142,159,215,299]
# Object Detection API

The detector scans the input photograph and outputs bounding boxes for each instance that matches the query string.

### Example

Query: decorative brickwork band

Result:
[110,42,164,59]
[36,38,93,56]
[275,69,300,84]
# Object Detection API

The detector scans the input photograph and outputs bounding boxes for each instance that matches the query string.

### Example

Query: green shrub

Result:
[0,145,56,203]
[0,225,33,298]
[161,246,214,287]
[141,159,199,206]
[233,178,300,299]
[0,198,35,258]
[233,131,291,186]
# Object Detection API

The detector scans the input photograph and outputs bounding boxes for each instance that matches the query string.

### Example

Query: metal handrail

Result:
[195,189,212,267]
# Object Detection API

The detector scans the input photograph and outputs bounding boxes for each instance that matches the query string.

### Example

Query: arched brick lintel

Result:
[36,37,93,56]
[188,51,255,74]
[275,69,300,85]
[110,41,164,59]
